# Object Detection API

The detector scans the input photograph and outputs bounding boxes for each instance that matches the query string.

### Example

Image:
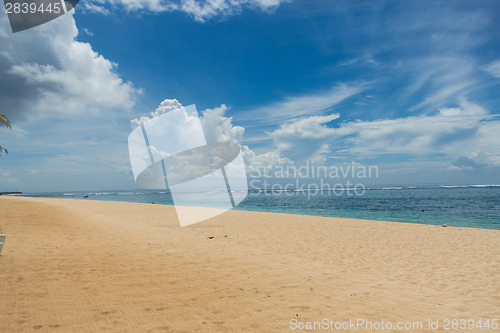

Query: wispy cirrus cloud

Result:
[406,57,478,112]
[238,83,364,126]
[268,98,500,169]
[82,0,291,21]
[484,59,500,78]
[81,2,112,15]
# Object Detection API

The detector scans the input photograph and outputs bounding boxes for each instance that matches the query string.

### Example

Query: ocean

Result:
[13,185,500,230]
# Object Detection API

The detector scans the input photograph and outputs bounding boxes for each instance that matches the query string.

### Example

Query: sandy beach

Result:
[0,196,498,332]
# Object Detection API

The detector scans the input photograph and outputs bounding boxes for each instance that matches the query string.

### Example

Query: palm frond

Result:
[0,114,11,128]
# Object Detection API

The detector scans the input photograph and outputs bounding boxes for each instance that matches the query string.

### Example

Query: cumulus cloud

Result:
[269,114,340,163]
[130,99,292,173]
[0,12,139,123]
[242,146,293,175]
[130,98,185,129]
[130,95,500,181]
[200,104,244,144]
[84,0,290,21]
[131,100,245,144]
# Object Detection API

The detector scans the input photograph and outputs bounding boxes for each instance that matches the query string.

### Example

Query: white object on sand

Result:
[0,234,5,255]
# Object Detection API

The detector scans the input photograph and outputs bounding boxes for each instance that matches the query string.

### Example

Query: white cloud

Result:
[339,99,491,157]
[130,98,184,129]
[200,104,244,144]
[130,99,292,173]
[405,57,477,112]
[269,114,340,163]
[82,28,95,36]
[238,84,363,125]
[271,114,340,140]
[266,98,500,168]
[236,112,347,169]
[130,89,359,166]
[0,13,139,123]
[131,100,245,144]
[199,104,294,172]
[484,59,500,78]
[0,12,142,192]
[85,0,290,21]
[82,2,112,15]
[242,146,293,175]
[131,95,500,179]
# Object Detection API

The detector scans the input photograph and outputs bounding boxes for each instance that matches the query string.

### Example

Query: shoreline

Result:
[1,196,498,332]
[9,194,500,231]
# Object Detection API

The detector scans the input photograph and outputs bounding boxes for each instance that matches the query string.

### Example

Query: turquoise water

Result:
[17,185,500,230]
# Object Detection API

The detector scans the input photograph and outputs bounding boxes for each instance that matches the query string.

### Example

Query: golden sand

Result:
[0,196,498,332]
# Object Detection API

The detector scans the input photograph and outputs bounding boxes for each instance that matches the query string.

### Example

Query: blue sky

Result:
[1,0,500,192]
